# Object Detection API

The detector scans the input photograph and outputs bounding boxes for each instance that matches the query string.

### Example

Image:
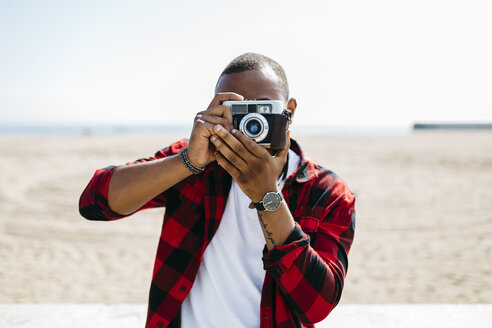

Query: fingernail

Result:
[231,129,237,134]
[214,125,222,132]
[211,135,216,142]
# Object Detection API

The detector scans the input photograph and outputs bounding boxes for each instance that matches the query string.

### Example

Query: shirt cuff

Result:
[262,222,311,278]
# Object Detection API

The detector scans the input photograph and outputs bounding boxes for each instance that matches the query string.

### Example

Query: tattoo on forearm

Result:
[257,211,276,246]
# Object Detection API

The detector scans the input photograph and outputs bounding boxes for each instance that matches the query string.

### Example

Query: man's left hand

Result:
[210,124,289,202]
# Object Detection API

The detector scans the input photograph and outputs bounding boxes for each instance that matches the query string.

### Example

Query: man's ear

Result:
[287,98,297,118]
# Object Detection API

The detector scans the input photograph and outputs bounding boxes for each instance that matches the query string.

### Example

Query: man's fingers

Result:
[214,150,241,180]
[195,114,232,132]
[202,92,243,132]
[203,105,234,129]
[193,118,217,138]
[214,125,258,161]
[208,92,244,108]
[210,127,249,171]
[231,129,267,158]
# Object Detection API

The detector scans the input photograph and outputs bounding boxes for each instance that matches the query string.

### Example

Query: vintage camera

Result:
[223,100,292,150]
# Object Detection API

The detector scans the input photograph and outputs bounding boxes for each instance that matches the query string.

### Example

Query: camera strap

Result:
[282,109,293,122]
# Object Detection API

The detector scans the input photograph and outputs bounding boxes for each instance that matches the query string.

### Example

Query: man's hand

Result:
[187,92,244,168]
[210,124,290,202]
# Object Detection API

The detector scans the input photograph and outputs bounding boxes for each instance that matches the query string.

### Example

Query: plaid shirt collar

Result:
[288,138,318,183]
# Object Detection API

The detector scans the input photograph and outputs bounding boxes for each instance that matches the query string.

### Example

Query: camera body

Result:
[223,100,291,150]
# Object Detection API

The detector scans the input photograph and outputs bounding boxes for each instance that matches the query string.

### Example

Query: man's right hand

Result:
[187,92,244,168]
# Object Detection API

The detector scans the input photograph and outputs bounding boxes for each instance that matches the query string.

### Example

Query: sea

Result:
[0,124,412,136]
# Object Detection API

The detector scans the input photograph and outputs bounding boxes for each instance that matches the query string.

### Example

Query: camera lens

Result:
[246,119,261,136]
[239,113,269,143]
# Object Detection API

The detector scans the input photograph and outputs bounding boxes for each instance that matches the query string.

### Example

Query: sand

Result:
[1,132,491,305]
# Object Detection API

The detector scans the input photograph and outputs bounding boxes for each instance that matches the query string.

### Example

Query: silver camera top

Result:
[223,100,290,147]
[223,100,284,114]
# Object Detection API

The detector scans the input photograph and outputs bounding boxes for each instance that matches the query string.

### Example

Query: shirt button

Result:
[158,323,163,327]
[264,315,268,322]
[180,285,186,292]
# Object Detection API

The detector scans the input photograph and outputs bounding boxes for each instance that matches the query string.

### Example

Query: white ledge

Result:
[0,304,491,327]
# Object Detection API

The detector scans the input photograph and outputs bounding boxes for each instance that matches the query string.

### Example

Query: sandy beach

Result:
[1,131,491,306]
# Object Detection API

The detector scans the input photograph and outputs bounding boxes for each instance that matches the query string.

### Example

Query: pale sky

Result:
[0,0,491,127]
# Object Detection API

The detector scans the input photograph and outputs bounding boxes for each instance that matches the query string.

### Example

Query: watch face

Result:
[263,192,282,211]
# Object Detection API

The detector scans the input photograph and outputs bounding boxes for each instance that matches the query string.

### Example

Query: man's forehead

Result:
[215,68,284,100]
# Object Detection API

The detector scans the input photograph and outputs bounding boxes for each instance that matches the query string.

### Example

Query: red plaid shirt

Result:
[79,138,355,328]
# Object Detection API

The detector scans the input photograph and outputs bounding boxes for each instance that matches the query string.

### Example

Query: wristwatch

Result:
[249,191,283,212]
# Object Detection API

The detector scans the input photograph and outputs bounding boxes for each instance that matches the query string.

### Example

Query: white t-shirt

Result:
[181,149,300,327]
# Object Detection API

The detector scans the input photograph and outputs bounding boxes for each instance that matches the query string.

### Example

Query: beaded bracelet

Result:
[179,147,205,175]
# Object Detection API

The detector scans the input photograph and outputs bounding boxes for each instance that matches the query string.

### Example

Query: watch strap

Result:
[248,200,266,211]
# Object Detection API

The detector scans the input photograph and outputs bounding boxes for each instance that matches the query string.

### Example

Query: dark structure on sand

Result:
[413,122,492,131]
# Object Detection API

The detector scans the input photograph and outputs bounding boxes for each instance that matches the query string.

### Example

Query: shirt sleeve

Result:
[78,139,189,221]
[262,177,355,325]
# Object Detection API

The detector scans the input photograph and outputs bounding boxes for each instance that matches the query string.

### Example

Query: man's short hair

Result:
[217,52,289,101]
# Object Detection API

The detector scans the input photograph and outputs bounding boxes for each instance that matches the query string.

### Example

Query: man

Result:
[79,53,355,328]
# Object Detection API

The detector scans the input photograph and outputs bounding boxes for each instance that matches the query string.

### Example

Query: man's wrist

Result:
[179,147,205,175]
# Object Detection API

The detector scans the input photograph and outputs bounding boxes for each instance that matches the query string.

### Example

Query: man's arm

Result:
[211,124,295,249]
[79,140,190,221]
[107,154,191,215]
[79,92,244,220]
[262,185,355,324]
[211,125,355,324]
